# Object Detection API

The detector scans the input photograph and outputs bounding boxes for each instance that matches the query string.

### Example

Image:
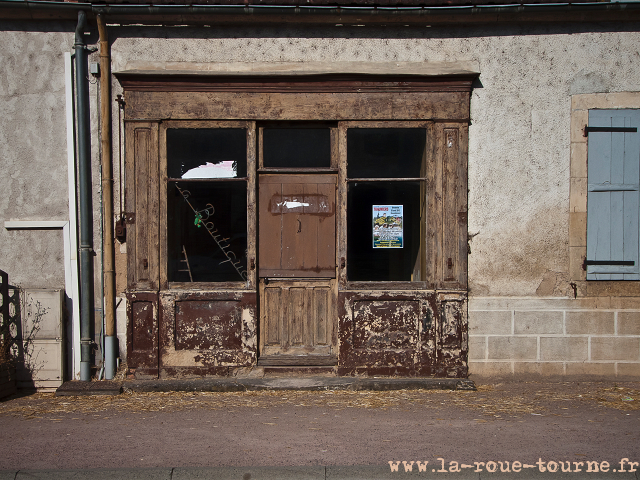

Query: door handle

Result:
[297,218,301,233]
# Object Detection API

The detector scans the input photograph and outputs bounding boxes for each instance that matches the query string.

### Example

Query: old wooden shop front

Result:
[121,68,474,378]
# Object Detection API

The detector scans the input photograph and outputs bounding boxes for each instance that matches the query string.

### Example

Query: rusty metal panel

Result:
[338,291,435,376]
[131,302,155,351]
[174,300,242,351]
[126,292,159,377]
[337,291,468,377]
[435,296,468,378]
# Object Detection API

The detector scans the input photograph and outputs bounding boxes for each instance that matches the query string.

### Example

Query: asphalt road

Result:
[0,380,638,477]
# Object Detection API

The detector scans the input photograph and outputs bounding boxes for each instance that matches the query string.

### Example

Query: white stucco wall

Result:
[109,23,640,298]
[0,23,73,289]
[4,19,639,377]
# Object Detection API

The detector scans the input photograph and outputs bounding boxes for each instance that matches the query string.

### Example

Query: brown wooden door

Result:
[258,174,337,363]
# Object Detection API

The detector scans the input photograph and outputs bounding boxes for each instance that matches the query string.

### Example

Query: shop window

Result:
[166,128,248,283]
[346,128,427,282]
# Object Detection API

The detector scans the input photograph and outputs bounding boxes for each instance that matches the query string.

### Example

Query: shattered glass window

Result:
[167,129,248,283]
[167,129,247,179]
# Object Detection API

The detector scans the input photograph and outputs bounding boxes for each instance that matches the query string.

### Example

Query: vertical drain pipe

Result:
[97,15,116,380]
[75,10,95,382]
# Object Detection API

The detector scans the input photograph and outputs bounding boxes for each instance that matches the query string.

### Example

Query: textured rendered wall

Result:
[108,23,640,375]
[110,23,640,297]
[0,22,74,289]
[0,22,109,378]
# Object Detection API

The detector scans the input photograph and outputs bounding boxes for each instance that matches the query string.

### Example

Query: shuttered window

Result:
[586,109,640,280]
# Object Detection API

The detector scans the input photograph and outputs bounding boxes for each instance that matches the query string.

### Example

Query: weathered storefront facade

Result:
[121,70,473,377]
[2,0,640,383]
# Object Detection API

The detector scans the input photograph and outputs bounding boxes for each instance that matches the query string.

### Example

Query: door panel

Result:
[259,173,337,363]
[259,279,335,359]
[259,174,336,278]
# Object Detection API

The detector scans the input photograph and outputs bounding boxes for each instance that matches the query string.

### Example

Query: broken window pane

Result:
[347,182,422,282]
[167,129,247,179]
[168,181,247,282]
[347,129,426,178]
[263,128,331,168]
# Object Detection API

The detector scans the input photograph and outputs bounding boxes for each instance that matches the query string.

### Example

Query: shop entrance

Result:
[258,174,337,364]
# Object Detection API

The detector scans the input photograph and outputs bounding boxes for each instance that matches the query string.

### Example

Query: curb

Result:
[2,465,639,480]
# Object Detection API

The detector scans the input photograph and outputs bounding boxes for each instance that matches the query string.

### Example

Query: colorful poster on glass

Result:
[373,205,403,248]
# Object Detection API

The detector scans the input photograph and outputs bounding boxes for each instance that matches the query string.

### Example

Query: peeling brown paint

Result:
[174,300,243,351]
[158,291,257,378]
[126,291,160,377]
[337,290,467,378]
[128,288,467,379]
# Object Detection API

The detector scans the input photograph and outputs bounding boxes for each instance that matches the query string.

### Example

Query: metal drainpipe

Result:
[75,10,95,382]
[97,14,117,381]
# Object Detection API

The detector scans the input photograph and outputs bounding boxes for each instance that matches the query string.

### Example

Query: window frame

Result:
[570,93,640,296]
[257,121,339,173]
[338,120,432,290]
[159,120,257,291]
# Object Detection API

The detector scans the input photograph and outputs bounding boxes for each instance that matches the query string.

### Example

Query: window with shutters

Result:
[586,109,640,280]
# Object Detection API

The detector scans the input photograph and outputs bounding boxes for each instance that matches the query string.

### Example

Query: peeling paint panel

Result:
[338,291,466,377]
[440,300,462,347]
[158,291,257,377]
[352,300,419,349]
[132,301,155,352]
[174,300,242,350]
[126,292,159,377]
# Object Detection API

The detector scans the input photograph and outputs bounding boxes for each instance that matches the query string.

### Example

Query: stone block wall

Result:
[469,298,640,377]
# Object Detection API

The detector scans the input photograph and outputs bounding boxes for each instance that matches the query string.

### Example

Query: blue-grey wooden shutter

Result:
[586,109,640,280]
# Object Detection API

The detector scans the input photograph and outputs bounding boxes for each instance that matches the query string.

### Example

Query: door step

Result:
[258,355,337,366]
[263,366,337,377]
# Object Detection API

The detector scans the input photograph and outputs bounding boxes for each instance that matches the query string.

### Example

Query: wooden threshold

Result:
[258,355,337,366]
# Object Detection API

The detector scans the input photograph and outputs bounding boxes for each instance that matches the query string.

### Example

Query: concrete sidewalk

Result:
[2,466,640,479]
[55,376,477,396]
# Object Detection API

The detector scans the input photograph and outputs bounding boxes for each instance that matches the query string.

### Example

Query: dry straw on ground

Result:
[0,382,638,419]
